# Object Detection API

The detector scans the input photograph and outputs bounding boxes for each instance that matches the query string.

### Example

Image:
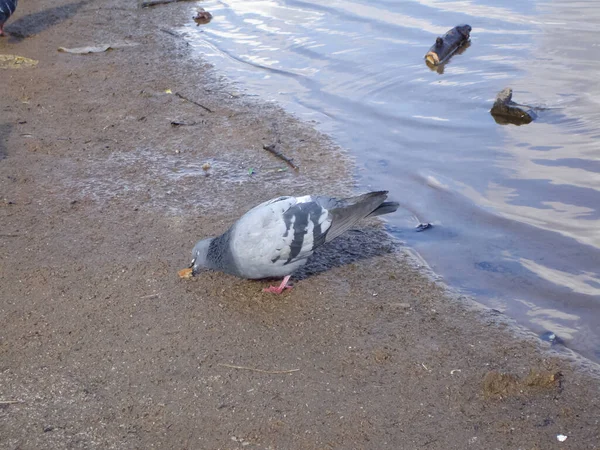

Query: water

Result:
[182,0,600,362]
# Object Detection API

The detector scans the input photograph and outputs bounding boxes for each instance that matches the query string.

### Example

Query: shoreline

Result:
[1,1,599,448]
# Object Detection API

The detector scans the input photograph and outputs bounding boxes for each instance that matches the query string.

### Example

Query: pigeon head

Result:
[191,238,214,275]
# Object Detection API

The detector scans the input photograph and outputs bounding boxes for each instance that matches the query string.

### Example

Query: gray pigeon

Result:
[0,0,17,36]
[189,191,399,293]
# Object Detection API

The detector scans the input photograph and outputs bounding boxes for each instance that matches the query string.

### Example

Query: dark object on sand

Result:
[263,143,299,171]
[425,24,471,66]
[141,0,196,7]
[415,223,432,232]
[0,0,18,36]
[174,92,213,113]
[490,88,537,126]
[194,8,213,25]
[170,120,197,127]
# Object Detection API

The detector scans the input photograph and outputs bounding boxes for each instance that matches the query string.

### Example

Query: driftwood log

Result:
[490,88,536,125]
[425,24,471,66]
[193,8,213,25]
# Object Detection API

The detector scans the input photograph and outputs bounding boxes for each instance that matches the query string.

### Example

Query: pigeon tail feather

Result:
[366,201,399,218]
[324,191,391,242]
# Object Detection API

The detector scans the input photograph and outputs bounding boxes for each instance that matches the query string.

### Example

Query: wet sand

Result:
[1,1,599,448]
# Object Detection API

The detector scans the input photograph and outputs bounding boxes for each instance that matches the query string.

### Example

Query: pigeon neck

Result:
[206,229,239,276]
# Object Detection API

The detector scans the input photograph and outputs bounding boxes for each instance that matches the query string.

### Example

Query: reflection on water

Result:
[182,0,600,362]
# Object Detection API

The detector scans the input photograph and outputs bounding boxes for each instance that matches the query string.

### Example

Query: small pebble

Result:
[557,434,567,442]
[202,162,211,171]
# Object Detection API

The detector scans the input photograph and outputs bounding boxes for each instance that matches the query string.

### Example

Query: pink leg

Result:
[262,275,293,294]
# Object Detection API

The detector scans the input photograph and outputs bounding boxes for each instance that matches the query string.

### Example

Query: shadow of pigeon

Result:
[0,123,11,160]
[294,227,400,281]
[6,0,91,40]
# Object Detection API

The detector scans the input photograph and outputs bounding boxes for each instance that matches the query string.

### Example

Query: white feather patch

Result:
[294,195,313,204]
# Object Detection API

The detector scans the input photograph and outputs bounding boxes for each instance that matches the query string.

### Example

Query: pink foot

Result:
[262,275,293,294]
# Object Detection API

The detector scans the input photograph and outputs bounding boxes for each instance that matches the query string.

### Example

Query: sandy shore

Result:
[1,1,599,448]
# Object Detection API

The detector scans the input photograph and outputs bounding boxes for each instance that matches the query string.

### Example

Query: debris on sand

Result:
[0,54,38,69]
[141,0,196,7]
[58,45,112,54]
[178,267,193,279]
[175,92,213,113]
[170,120,197,127]
[58,42,139,54]
[483,369,562,398]
[263,143,299,171]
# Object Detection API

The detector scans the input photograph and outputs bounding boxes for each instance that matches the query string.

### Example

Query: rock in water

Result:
[490,87,537,125]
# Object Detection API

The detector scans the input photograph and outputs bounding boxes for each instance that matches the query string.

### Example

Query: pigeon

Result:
[188,191,399,293]
[0,0,17,36]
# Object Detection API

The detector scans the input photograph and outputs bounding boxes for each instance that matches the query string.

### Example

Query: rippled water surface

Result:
[182,0,600,362]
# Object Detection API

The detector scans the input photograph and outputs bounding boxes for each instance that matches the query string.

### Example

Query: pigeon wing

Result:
[229,196,332,278]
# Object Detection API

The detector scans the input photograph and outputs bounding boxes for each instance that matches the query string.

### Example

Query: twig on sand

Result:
[218,363,299,374]
[0,400,22,405]
[160,28,181,38]
[141,0,196,7]
[263,143,299,171]
[175,92,213,113]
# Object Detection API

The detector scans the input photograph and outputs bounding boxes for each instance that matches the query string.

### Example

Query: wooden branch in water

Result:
[141,0,196,7]
[425,24,471,66]
[263,143,299,171]
[218,363,299,374]
[174,92,213,113]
